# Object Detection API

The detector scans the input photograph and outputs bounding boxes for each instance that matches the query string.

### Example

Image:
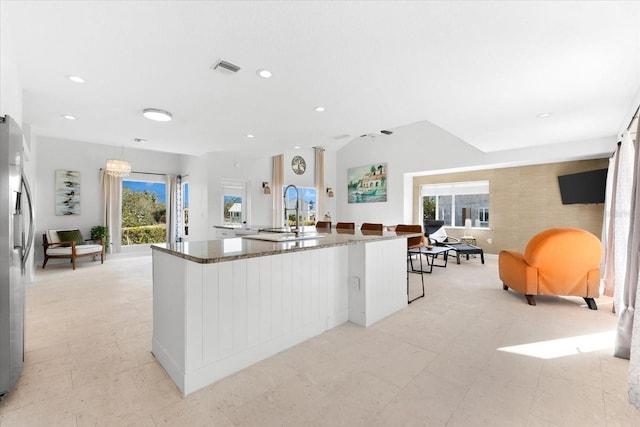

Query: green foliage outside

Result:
[122,186,166,245]
[286,213,315,226]
[122,225,166,245]
[423,196,436,222]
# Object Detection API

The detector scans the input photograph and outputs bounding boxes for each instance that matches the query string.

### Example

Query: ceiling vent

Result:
[212,60,241,73]
[360,130,393,139]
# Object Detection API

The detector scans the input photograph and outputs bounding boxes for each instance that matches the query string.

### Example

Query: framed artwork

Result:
[347,163,387,203]
[55,170,80,215]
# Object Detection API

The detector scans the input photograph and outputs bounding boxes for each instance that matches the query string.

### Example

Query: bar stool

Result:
[361,223,383,231]
[336,222,355,229]
[395,224,425,303]
[316,221,331,229]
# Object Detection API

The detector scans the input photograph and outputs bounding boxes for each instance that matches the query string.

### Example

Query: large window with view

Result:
[122,180,167,245]
[421,181,490,228]
[284,186,317,226]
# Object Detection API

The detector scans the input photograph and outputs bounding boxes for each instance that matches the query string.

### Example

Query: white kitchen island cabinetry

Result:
[151,229,416,395]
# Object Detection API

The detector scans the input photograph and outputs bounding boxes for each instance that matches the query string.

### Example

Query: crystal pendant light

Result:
[106,146,131,177]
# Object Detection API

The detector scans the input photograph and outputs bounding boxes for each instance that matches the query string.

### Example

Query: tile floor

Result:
[0,253,638,426]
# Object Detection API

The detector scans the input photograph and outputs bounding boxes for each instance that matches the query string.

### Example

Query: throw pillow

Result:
[57,229,85,247]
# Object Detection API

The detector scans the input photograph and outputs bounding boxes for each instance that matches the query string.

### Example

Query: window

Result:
[121,179,167,245]
[182,182,189,236]
[284,186,317,226]
[478,207,489,227]
[420,181,490,228]
[222,180,248,227]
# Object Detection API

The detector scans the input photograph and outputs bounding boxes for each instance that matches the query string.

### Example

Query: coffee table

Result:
[447,244,484,264]
[408,246,451,273]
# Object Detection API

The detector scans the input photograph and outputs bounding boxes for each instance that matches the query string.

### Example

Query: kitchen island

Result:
[151,228,418,395]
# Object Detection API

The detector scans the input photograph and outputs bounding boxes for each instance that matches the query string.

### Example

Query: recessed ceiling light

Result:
[143,108,173,122]
[67,75,85,83]
[246,134,255,138]
[256,69,272,78]
[314,106,325,112]
[62,115,77,120]
[293,146,301,149]
[133,138,148,143]
[536,112,552,118]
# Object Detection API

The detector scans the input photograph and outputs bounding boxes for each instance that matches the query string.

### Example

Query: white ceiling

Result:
[3,1,640,157]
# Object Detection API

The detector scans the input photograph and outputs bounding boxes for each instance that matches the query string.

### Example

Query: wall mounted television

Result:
[557,168,608,205]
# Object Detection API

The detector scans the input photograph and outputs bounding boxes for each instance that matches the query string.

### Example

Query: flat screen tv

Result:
[558,168,608,205]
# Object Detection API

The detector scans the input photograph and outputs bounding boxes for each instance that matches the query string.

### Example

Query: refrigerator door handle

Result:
[21,173,34,272]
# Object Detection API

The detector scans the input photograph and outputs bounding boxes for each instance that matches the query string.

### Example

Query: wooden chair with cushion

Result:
[42,229,104,270]
[499,228,602,309]
[395,224,426,303]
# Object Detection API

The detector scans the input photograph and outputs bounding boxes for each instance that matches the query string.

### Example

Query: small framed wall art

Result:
[55,170,80,215]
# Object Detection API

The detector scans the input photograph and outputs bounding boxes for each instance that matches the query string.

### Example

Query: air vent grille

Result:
[212,60,241,73]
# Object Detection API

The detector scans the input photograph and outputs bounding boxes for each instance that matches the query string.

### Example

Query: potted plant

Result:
[90,225,110,252]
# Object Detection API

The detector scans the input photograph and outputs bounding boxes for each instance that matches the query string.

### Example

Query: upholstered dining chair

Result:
[361,223,383,231]
[395,224,426,303]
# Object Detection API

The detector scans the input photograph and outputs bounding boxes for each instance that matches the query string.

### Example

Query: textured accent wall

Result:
[413,158,608,255]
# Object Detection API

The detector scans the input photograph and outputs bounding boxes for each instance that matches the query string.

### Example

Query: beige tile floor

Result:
[1,253,638,426]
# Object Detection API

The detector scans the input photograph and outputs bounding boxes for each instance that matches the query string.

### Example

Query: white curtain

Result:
[611,135,636,314]
[100,170,122,253]
[166,174,181,244]
[602,145,620,299]
[273,155,284,227]
[315,147,325,222]
[619,118,640,408]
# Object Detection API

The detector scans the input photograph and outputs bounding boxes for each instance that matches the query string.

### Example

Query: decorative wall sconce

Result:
[262,182,271,195]
[326,187,334,197]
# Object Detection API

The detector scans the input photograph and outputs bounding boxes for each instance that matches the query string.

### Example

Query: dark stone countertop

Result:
[151,229,419,264]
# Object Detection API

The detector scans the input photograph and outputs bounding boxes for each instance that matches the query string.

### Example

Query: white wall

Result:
[337,119,617,227]
[337,121,484,226]
[322,149,338,221]
[35,137,183,262]
[32,138,335,259]
[0,7,22,125]
[205,152,274,238]
[201,147,335,235]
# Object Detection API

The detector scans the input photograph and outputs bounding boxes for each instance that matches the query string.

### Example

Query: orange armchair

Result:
[499,228,602,310]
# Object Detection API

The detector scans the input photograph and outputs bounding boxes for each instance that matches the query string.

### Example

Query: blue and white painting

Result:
[347,163,387,203]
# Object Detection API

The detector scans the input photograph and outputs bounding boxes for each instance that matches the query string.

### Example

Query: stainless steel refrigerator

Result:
[0,115,34,398]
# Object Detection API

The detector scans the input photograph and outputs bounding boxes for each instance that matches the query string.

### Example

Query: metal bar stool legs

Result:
[407,250,425,303]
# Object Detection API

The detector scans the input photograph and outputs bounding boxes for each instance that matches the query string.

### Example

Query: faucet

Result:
[283,184,300,236]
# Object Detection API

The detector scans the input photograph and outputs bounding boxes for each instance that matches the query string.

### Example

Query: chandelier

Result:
[105,159,131,177]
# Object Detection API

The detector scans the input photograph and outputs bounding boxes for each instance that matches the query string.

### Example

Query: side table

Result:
[408,246,451,273]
